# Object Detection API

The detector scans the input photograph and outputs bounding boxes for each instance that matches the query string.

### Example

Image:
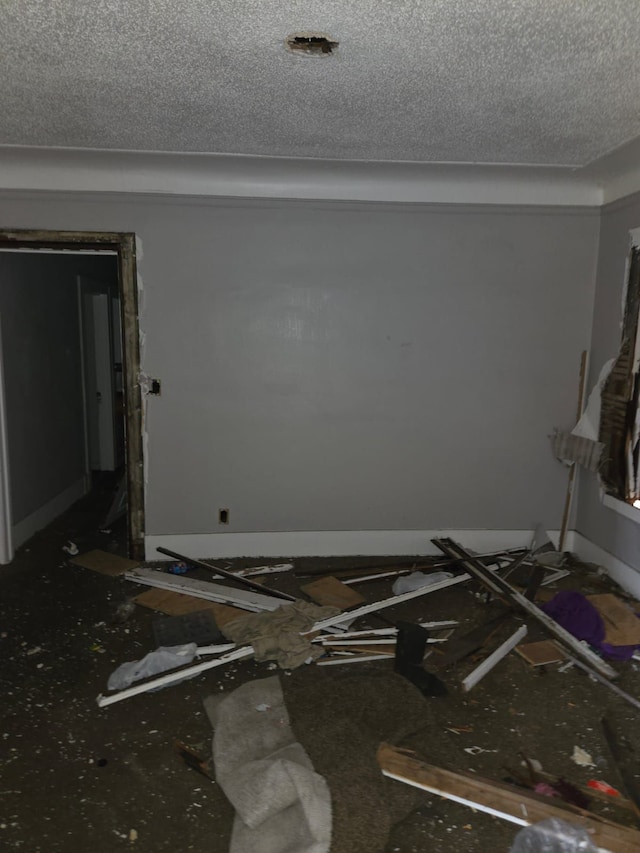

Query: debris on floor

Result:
[8,503,640,853]
[378,742,640,852]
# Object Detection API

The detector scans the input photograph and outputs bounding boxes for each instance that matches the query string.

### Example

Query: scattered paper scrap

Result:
[571,746,595,768]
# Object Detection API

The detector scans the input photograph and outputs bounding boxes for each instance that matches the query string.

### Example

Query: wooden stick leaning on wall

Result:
[559,349,588,552]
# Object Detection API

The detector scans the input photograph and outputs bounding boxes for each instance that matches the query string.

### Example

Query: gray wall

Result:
[576,191,640,567]
[0,251,115,524]
[0,193,599,536]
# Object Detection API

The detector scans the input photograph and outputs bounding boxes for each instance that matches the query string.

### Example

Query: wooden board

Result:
[301,576,366,609]
[432,538,618,680]
[587,594,640,647]
[133,588,245,629]
[323,642,396,656]
[126,567,283,612]
[377,743,640,853]
[69,549,139,576]
[430,612,510,671]
[516,640,566,667]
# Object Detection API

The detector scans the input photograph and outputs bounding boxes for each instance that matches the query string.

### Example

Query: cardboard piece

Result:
[587,594,640,647]
[301,576,366,610]
[133,588,245,629]
[516,640,566,667]
[69,549,139,577]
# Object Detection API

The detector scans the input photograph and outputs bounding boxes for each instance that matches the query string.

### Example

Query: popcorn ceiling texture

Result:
[1,0,639,165]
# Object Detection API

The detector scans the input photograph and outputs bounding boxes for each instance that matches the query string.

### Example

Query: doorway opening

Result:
[0,230,144,561]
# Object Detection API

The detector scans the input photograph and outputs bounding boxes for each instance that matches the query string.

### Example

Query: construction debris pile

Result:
[87,533,640,853]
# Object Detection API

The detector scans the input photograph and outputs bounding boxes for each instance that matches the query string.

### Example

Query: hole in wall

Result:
[218,508,229,525]
[285,33,338,56]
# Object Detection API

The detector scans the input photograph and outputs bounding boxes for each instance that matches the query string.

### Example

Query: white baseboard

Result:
[12,476,88,551]
[569,531,640,598]
[145,528,550,561]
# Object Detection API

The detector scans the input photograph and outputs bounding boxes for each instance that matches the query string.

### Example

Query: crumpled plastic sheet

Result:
[509,819,598,853]
[107,643,198,691]
[392,571,453,595]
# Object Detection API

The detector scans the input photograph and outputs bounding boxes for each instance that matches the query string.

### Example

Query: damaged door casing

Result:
[0,229,145,560]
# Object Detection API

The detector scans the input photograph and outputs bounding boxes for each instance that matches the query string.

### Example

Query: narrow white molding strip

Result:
[461,625,527,692]
[96,645,254,708]
[0,146,601,207]
[12,476,87,551]
[146,529,553,561]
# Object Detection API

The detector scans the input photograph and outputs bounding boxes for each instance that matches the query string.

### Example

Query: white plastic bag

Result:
[107,643,198,691]
[509,819,598,853]
[392,571,453,595]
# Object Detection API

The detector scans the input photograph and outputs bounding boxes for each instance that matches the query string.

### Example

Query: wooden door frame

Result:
[0,229,145,560]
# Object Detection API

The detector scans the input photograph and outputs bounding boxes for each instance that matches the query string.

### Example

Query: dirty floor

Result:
[3,482,640,852]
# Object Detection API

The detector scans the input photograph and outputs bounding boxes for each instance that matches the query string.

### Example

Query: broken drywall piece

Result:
[551,431,604,472]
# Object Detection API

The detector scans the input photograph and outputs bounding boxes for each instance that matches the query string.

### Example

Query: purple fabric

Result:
[541,590,639,661]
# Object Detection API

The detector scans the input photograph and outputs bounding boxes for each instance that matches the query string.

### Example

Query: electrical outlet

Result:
[218,508,229,525]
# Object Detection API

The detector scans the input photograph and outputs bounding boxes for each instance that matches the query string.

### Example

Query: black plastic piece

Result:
[394,621,447,697]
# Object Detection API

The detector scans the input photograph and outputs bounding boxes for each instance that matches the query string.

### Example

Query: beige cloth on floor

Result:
[222,600,340,669]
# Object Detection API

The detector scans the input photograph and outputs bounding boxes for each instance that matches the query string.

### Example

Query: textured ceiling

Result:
[2,1,640,166]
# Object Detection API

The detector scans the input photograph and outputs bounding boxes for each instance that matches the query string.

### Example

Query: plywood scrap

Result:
[377,743,640,853]
[133,588,246,629]
[516,640,566,667]
[461,625,527,692]
[69,549,139,576]
[301,575,365,609]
